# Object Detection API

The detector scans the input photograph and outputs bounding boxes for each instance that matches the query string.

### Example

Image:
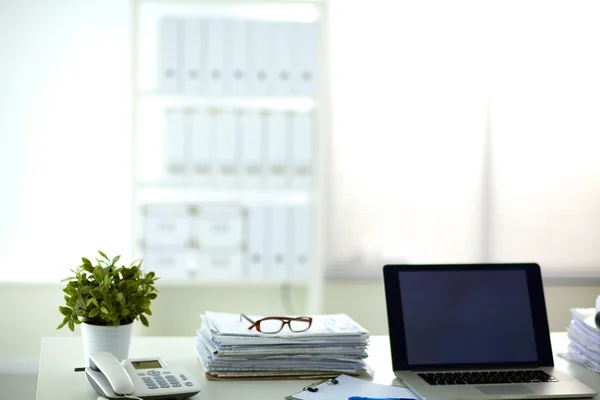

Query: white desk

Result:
[36,333,599,400]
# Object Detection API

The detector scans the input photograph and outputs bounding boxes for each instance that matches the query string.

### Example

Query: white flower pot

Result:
[81,322,133,366]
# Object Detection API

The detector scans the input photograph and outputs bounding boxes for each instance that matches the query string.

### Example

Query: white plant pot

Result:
[81,322,133,366]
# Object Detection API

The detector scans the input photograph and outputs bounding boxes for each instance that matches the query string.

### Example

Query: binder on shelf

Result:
[239,110,264,188]
[291,205,312,281]
[182,18,204,94]
[214,109,238,187]
[143,204,191,249]
[193,205,244,249]
[291,22,319,96]
[206,19,226,95]
[265,111,290,188]
[163,108,188,183]
[228,19,248,96]
[290,111,314,188]
[268,206,290,280]
[190,109,213,186]
[248,20,272,95]
[271,21,293,96]
[157,17,182,93]
[247,206,267,280]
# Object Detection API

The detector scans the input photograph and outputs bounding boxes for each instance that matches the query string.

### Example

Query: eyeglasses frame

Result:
[239,313,313,334]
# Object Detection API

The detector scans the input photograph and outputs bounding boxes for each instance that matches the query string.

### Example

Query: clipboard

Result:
[285,374,416,400]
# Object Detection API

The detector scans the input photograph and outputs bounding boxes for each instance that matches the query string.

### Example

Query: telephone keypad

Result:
[141,371,193,390]
[122,357,200,397]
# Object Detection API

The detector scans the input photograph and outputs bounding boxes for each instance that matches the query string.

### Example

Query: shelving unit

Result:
[131,0,328,314]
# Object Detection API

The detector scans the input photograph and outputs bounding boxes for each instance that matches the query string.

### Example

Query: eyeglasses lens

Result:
[289,318,311,332]
[258,319,284,333]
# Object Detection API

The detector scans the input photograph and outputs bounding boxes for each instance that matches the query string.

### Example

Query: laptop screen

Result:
[384,264,554,370]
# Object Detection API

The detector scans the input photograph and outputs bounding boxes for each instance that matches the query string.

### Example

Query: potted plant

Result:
[57,250,159,364]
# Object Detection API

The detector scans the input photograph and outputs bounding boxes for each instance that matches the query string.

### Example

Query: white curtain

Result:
[327,0,600,277]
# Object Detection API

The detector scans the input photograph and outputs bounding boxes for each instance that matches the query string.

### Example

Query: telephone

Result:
[85,352,201,400]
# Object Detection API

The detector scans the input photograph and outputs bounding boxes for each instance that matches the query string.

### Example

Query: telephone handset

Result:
[85,352,201,400]
[88,352,135,396]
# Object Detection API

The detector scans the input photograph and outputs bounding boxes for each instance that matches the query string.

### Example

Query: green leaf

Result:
[86,298,99,308]
[93,267,102,283]
[82,257,92,266]
[59,306,71,316]
[88,308,100,318]
[111,255,121,266]
[140,314,149,327]
[56,317,68,330]
[98,250,109,260]
[68,320,75,332]
[100,307,108,314]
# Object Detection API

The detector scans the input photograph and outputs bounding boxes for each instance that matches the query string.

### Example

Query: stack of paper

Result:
[560,308,600,373]
[196,311,370,380]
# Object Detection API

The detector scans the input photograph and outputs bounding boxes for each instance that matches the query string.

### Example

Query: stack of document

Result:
[560,308,600,373]
[196,311,370,380]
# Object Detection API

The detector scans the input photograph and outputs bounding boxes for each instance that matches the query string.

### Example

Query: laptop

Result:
[383,263,597,400]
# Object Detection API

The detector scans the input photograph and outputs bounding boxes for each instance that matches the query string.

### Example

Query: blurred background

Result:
[2,0,600,398]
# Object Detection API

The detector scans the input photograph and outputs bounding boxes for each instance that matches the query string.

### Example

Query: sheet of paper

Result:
[202,311,369,338]
[287,374,416,400]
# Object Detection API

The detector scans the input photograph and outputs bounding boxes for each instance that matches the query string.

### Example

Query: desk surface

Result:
[36,333,599,400]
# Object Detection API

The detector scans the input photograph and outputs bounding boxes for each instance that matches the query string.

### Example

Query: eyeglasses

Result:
[240,313,313,334]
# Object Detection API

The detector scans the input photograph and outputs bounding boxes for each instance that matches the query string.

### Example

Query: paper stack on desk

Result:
[559,308,600,373]
[195,311,370,380]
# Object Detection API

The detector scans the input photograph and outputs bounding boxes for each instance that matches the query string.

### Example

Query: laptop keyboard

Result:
[417,370,559,385]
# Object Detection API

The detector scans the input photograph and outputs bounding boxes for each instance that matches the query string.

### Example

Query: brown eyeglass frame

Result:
[240,313,313,334]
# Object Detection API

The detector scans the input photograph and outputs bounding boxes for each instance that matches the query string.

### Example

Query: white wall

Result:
[0,281,598,370]
[0,0,133,282]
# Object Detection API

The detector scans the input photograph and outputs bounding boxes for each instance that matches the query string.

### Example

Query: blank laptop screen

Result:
[398,269,538,365]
